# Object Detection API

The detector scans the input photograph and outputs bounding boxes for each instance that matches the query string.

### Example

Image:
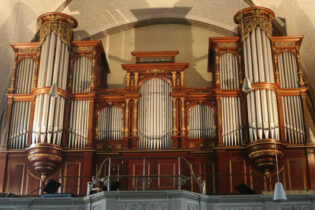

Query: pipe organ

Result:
[1,6,315,196]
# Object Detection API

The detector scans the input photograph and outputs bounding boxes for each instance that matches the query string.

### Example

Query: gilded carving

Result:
[217,43,237,48]
[239,17,272,40]
[72,46,94,52]
[38,13,77,46]
[275,41,295,47]
[18,48,39,53]
[39,23,73,46]
[234,8,274,40]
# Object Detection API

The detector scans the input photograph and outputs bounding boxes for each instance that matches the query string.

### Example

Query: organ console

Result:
[0,6,314,196]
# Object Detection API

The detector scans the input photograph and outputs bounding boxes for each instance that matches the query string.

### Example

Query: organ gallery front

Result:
[0,6,314,196]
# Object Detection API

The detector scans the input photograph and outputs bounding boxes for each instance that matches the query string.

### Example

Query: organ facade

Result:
[0,6,314,196]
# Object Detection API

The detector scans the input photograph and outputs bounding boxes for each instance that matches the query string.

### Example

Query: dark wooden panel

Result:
[158,162,175,189]
[0,153,7,192]
[131,162,150,190]
[287,158,307,190]
[25,170,40,195]
[205,161,215,194]
[229,159,244,194]
[6,163,25,195]
[64,162,81,194]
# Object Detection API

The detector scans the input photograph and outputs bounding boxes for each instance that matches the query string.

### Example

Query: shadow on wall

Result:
[0,2,36,96]
[131,7,212,88]
[66,0,236,88]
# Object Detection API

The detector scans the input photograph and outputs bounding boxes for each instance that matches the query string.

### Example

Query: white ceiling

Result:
[1,0,315,114]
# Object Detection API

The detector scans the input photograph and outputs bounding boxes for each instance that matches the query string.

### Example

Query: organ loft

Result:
[0,6,314,197]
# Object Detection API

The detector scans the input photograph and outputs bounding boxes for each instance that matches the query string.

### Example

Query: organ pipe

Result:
[219,52,243,145]
[8,101,31,149]
[8,57,35,149]
[96,106,123,141]
[14,58,36,94]
[235,10,279,142]
[278,52,305,144]
[32,13,77,146]
[138,78,172,150]
[188,104,215,140]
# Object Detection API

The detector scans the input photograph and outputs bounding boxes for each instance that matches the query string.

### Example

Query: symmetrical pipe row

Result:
[243,27,279,141]
[96,106,123,141]
[221,97,242,145]
[69,100,90,148]
[72,56,92,92]
[282,96,305,144]
[138,78,173,149]
[187,104,215,139]
[278,52,299,88]
[220,53,239,89]
[32,33,69,145]
[8,101,30,149]
[14,58,35,94]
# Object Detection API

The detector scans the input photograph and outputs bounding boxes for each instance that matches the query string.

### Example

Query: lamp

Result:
[273,143,287,201]
[49,83,58,97]
[242,76,252,93]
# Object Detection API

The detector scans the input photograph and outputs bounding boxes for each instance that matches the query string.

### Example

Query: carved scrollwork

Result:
[38,13,77,46]
[234,7,275,40]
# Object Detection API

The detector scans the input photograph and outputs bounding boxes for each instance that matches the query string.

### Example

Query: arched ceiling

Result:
[1,0,315,115]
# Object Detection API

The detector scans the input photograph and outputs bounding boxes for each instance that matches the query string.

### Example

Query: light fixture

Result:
[273,143,287,201]
[242,76,252,93]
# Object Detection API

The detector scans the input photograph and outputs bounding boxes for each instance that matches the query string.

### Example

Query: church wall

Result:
[101,24,225,89]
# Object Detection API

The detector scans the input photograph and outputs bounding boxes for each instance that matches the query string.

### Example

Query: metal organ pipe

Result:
[32,33,70,146]
[242,26,280,142]
[68,57,92,148]
[187,104,215,140]
[138,78,172,150]
[8,58,35,149]
[278,52,305,144]
[219,53,243,146]
[96,106,123,141]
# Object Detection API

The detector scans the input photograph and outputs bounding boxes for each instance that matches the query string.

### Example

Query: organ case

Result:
[0,6,315,196]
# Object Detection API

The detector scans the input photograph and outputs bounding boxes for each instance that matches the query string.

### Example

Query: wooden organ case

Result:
[0,6,315,196]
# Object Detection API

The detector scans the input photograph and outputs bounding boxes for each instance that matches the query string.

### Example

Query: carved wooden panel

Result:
[64,162,81,194]
[229,159,245,194]
[158,162,175,189]
[5,163,25,195]
[205,161,215,194]
[287,158,307,190]
[25,169,40,195]
[131,162,150,190]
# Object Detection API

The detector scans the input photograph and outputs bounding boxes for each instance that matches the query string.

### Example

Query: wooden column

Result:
[8,55,18,94]
[0,152,7,192]
[132,99,138,136]
[216,95,223,146]
[305,148,315,189]
[172,98,178,136]
[180,98,185,136]
[124,99,130,137]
